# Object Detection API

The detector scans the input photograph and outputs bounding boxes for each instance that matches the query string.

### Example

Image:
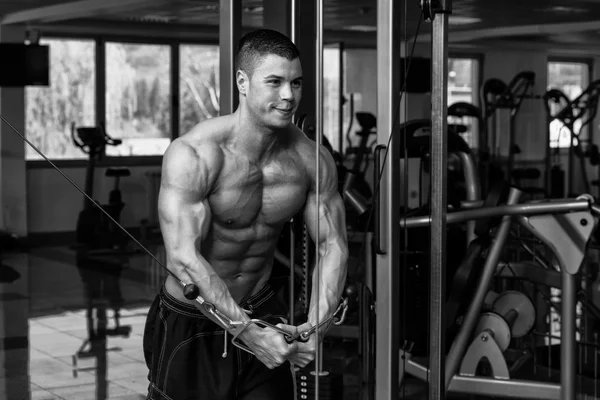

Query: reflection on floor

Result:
[0,245,367,400]
[0,245,164,400]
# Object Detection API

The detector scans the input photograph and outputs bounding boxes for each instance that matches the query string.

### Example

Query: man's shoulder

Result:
[168,116,233,163]
[165,137,223,166]
[288,127,335,171]
[287,125,315,157]
[182,115,233,146]
[163,136,227,182]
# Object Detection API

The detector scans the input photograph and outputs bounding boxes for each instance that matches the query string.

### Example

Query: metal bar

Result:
[445,187,522,389]
[405,355,562,399]
[314,0,323,383]
[289,0,298,329]
[171,44,180,139]
[457,152,479,244]
[289,220,295,325]
[219,0,241,116]
[569,136,574,195]
[430,8,450,400]
[338,42,345,154]
[507,113,516,183]
[400,199,591,229]
[545,113,552,195]
[375,0,401,397]
[290,0,296,43]
[561,269,576,400]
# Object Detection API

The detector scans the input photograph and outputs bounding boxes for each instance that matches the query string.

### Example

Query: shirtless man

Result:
[143,29,348,399]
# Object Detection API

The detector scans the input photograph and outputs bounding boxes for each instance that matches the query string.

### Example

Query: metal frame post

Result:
[219,0,241,115]
[419,2,453,398]
[375,0,401,399]
[430,5,450,400]
[561,270,576,400]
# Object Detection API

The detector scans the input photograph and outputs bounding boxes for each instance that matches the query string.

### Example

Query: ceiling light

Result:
[187,5,218,12]
[139,15,176,23]
[546,6,587,13]
[244,6,264,13]
[448,16,482,25]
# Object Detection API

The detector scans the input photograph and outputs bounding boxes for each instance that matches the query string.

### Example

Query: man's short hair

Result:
[235,29,300,76]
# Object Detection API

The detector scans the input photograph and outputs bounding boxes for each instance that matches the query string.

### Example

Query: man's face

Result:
[242,54,303,130]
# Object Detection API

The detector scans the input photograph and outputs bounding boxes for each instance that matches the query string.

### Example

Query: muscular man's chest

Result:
[209,158,309,227]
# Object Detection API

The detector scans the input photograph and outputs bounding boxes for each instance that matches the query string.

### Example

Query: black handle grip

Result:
[374,145,387,255]
[183,284,200,300]
[285,334,296,344]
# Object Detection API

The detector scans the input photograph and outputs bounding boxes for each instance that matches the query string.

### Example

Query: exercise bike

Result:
[72,123,130,250]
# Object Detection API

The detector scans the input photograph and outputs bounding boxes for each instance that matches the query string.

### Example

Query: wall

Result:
[27,164,161,234]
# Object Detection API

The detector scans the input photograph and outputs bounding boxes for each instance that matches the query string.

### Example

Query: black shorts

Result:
[143,283,296,400]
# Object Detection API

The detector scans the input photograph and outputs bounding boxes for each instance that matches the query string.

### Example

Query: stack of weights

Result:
[295,366,343,400]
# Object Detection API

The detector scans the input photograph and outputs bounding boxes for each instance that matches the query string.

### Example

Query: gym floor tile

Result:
[110,377,149,395]
[58,351,137,369]
[33,312,87,331]
[30,332,83,352]
[31,369,97,390]
[118,348,146,363]
[31,387,63,400]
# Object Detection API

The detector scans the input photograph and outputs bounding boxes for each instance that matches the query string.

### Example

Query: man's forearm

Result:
[307,242,348,327]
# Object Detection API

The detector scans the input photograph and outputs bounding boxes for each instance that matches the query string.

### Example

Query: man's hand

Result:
[276,322,323,368]
[237,324,298,369]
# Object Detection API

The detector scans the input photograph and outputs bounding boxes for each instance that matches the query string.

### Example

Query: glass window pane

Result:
[105,42,171,156]
[547,62,589,148]
[179,44,220,135]
[324,46,341,153]
[448,58,480,149]
[26,38,96,160]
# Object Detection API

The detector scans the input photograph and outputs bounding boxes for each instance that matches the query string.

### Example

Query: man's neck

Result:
[233,109,286,162]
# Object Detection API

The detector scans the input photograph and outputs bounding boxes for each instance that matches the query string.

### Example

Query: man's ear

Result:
[236,70,248,95]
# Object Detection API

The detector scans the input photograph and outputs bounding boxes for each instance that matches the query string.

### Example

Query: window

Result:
[26,38,96,160]
[105,42,171,156]
[323,44,342,153]
[547,61,589,148]
[179,44,220,135]
[447,57,480,149]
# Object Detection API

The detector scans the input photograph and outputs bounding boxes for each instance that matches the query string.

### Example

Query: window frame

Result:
[26,32,219,169]
[448,52,484,108]
[447,52,484,150]
[546,57,594,150]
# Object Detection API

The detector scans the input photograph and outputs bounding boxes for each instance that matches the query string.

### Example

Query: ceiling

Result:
[1,0,600,47]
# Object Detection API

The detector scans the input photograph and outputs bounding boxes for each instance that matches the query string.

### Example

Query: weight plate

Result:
[492,291,536,338]
[474,312,511,352]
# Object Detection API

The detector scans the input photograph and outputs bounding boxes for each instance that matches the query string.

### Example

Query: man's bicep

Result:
[304,145,347,244]
[158,142,214,258]
[303,189,347,247]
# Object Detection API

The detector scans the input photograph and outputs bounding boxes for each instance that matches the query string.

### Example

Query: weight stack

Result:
[295,367,343,400]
